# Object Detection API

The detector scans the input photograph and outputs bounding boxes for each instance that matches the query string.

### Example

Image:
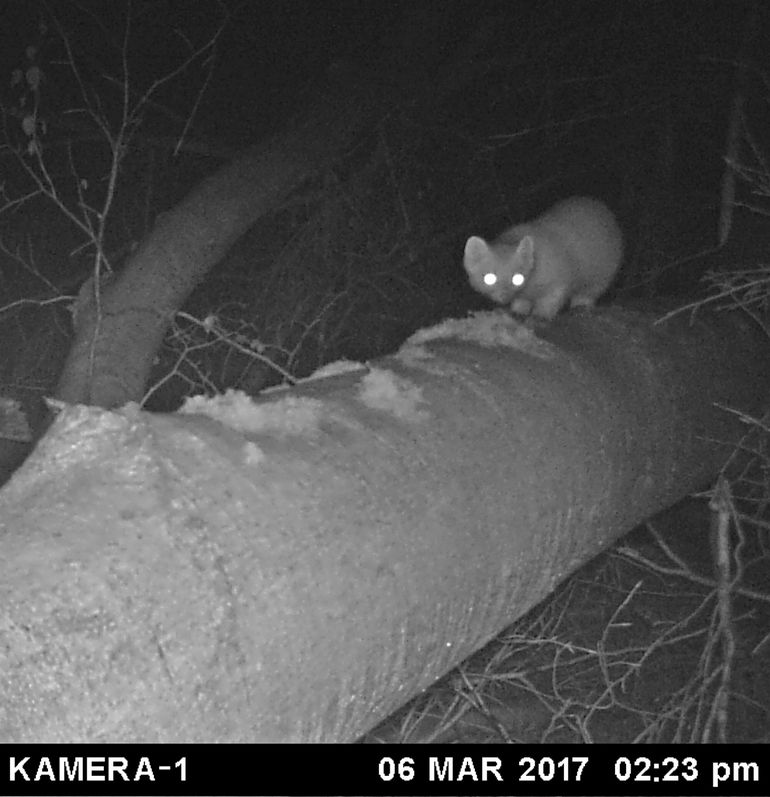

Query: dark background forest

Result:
[1,0,766,413]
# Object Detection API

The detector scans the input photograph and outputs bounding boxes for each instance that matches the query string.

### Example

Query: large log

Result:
[1,306,767,741]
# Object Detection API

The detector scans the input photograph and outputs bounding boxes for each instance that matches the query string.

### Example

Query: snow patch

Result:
[242,440,265,465]
[403,310,534,349]
[358,368,428,422]
[179,389,322,435]
[304,358,367,381]
[397,310,557,363]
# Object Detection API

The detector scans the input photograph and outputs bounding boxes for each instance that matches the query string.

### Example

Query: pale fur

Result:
[463,196,623,320]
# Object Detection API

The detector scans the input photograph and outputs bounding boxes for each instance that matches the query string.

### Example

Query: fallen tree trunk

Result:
[0,305,767,742]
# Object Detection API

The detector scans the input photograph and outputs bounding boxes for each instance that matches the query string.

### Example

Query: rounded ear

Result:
[463,236,490,269]
[512,235,535,276]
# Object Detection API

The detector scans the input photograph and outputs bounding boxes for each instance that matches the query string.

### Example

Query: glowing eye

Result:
[511,273,525,287]
[483,273,497,286]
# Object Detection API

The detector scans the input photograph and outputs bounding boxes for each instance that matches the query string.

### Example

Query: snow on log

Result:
[0,307,768,741]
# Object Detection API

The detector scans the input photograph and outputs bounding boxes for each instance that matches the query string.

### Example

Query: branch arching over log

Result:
[55,62,378,408]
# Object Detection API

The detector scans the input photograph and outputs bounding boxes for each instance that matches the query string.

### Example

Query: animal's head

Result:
[463,235,535,304]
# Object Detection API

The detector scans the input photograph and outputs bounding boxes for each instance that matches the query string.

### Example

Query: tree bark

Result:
[1,304,767,742]
[55,62,377,408]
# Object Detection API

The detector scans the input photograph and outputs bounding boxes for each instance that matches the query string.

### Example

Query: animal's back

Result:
[520,197,622,296]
